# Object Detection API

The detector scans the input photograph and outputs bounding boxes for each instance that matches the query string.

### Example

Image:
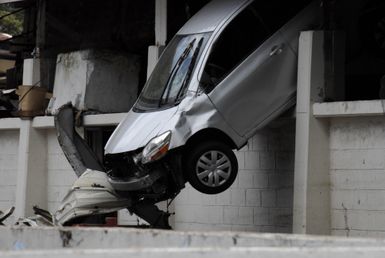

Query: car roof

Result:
[177,0,250,35]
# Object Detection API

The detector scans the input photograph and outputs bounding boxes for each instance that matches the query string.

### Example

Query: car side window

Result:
[201,6,270,93]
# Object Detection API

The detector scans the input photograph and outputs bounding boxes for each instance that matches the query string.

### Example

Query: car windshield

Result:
[134,33,211,111]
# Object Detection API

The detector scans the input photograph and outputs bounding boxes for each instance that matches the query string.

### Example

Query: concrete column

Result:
[147,0,167,78]
[293,31,331,234]
[15,122,47,218]
[155,0,167,46]
[14,59,47,218]
[22,59,40,86]
[15,120,31,218]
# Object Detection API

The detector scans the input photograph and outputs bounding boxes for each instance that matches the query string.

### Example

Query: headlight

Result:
[141,131,171,164]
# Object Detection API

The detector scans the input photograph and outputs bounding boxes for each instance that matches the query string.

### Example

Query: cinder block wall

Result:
[330,116,385,238]
[0,123,295,232]
[0,131,19,221]
[173,120,295,232]
[46,131,77,212]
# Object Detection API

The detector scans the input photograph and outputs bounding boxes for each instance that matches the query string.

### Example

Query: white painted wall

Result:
[172,121,295,232]
[0,127,76,222]
[330,116,385,238]
[2,105,385,236]
[46,130,77,212]
[0,120,295,232]
[0,131,19,222]
[2,102,384,237]
[118,121,296,232]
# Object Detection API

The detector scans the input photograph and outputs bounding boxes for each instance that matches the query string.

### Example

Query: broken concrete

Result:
[49,50,140,114]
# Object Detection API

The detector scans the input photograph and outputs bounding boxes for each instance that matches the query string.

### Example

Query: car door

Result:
[200,2,299,138]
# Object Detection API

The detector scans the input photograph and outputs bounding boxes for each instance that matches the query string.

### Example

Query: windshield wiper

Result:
[175,38,204,104]
[159,39,196,107]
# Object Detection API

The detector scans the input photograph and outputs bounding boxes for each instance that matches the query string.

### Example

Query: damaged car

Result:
[104,0,320,194]
[55,0,320,228]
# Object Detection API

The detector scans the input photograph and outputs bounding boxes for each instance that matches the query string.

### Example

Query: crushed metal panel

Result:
[54,104,172,228]
[53,170,132,226]
[15,215,53,227]
[54,103,104,177]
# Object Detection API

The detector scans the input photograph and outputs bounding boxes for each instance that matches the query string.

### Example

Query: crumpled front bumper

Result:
[108,169,163,192]
[54,170,132,226]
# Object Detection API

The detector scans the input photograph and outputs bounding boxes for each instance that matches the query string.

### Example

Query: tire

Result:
[184,141,238,194]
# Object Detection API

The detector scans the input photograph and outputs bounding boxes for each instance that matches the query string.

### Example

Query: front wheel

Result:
[184,141,238,194]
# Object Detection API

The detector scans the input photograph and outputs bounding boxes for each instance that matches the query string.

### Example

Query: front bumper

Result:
[108,169,163,191]
[53,170,132,226]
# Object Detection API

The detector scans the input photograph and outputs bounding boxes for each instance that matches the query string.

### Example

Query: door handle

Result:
[269,44,284,56]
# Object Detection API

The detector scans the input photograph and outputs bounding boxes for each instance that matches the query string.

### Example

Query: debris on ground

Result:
[0,206,53,227]
[0,206,15,225]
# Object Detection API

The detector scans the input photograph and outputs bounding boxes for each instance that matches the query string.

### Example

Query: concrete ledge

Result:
[32,116,54,129]
[1,227,385,251]
[82,113,126,127]
[313,100,385,118]
[0,113,126,130]
[2,247,385,258]
[0,117,21,130]
[2,227,385,257]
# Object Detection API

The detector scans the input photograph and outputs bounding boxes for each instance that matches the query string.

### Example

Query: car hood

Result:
[104,106,179,154]
[105,93,245,155]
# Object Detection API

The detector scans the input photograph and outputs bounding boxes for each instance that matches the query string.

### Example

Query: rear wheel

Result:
[184,141,238,194]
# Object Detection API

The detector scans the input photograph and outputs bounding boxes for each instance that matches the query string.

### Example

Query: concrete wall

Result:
[118,119,296,232]
[0,126,76,223]
[4,103,385,236]
[172,120,295,232]
[0,131,19,222]
[0,118,295,233]
[330,116,385,238]
[3,106,385,237]
[46,130,77,212]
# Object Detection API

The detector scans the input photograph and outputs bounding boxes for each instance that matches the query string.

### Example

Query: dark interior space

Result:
[332,0,385,100]
[85,126,116,165]
[2,0,385,101]
[42,0,155,93]
[42,0,155,56]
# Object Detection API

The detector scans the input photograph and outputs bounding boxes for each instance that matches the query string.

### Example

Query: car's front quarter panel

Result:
[163,93,246,151]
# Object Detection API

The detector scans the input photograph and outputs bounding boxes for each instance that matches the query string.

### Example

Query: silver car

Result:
[104,0,319,194]
[55,0,319,226]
